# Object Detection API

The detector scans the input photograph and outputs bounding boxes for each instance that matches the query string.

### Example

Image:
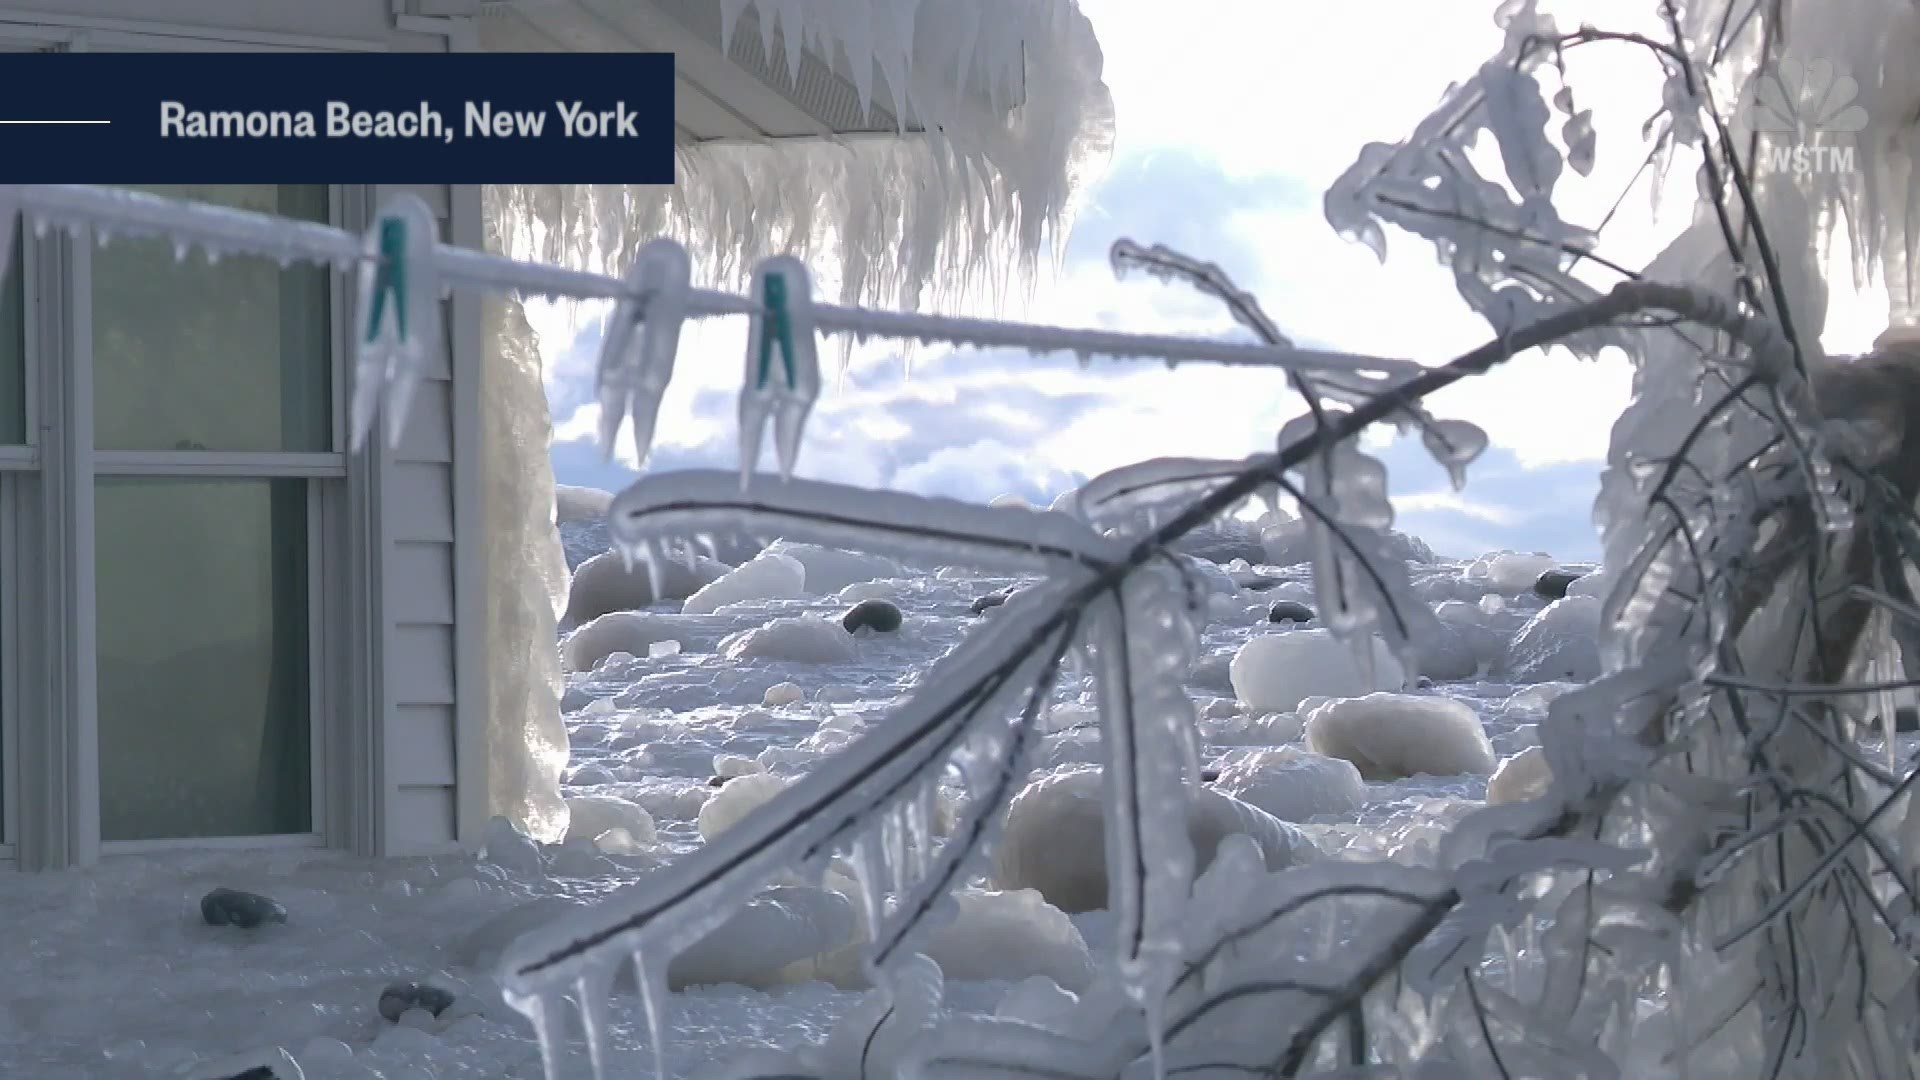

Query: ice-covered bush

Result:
[410,4,1920,1071]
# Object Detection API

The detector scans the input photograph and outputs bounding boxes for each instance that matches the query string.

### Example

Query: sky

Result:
[531,0,1896,563]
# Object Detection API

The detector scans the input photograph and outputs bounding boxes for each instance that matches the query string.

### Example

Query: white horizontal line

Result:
[0,119,110,125]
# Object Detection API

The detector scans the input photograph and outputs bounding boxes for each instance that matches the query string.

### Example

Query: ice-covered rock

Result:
[683,550,807,614]
[562,549,732,628]
[673,885,859,990]
[699,773,790,842]
[1462,550,1558,593]
[562,794,657,846]
[1532,567,1586,600]
[479,815,546,877]
[836,581,899,604]
[1487,746,1554,804]
[920,888,1096,992]
[721,616,860,664]
[561,611,686,673]
[763,540,905,594]
[763,681,805,707]
[1502,595,1602,683]
[991,766,1315,913]
[841,598,904,634]
[1229,628,1409,713]
[554,484,614,524]
[1407,615,1481,682]
[1266,599,1315,624]
[1209,746,1368,821]
[1302,693,1497,780]
[1261,518,1434,566]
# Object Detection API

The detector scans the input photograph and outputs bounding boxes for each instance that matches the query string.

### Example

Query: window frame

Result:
[80,184,350,858]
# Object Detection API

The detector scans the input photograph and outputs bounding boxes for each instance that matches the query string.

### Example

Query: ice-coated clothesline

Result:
[0,183,1427,468]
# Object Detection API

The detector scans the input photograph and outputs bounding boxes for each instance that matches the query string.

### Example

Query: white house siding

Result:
[367,174,484,856]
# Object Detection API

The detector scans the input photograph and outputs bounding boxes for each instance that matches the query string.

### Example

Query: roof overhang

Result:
[475,0,1026,144]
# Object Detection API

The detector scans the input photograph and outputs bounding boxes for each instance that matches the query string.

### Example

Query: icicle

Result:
[1421,417,1490,491]
[596,238,691,467]
[348,193,441,452]
[575,960,619,1080]
[506,988,567,1080]
[738,256,821,486]
[844,830,890,936]
[631,947,671,1080]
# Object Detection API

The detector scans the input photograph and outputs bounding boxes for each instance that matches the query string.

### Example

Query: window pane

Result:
[0,214,24,444]
[93,185,330,452]
[97,478,311,841]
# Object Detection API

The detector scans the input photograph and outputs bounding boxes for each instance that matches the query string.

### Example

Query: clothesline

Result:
[2,184,1424,379]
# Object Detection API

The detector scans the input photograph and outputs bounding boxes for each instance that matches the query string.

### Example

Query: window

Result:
[0,220,24,445]
[90,184,337,846]
[95,479,312,841]
[92,185,331,453]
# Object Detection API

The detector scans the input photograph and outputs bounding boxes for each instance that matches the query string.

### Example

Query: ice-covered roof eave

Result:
[478,0,1114,313]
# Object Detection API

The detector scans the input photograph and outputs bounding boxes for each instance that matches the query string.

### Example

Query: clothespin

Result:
[596,238,691,468]
[349,193,441,452]
[738,255,820,486]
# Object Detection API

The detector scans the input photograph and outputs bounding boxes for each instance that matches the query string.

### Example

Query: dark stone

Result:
[1267,600,1315,624]
[378,981,459,1024]
[1239,577,1283,592]
[970,591,1011,615]
[217,1069,279,1080]
[1200,768,1220,784]
[1533,568,1585,601]
[200,888,287,930]
[707,775,727,787]
[841,599,904,634]
[1899,707,1919,733]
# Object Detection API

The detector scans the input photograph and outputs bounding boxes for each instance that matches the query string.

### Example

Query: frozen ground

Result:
[0,517,1609,1079]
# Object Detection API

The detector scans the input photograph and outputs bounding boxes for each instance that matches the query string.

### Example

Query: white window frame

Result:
[83,183,350,857]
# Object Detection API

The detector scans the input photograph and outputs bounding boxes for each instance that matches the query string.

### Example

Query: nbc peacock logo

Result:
[1747,58,1867,176]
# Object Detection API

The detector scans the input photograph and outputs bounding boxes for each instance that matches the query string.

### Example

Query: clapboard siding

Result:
[374,181,462,854]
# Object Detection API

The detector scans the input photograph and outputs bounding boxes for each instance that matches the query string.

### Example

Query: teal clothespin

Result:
[364,215,409,346]
[755,273,798,390]
[738,256,820,485]
[349,193,440,453]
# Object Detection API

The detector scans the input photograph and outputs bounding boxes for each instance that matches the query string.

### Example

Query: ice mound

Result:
[1462,550,1558,593]
[682,550,807,614]
[554,483,614,524]
[991,765,1315,914]
[1260,518,1433,566]
[1487,746,1554,804]
[562,794,657,847]
[1502,595,1601,683]
[920,888,1096,992]
[563,549,732,628]
[561,611,685,673]
[1407,616,1480,682]
[1302,693,1497,780]
[1229,628,1409,713]
[721,616,860,664]
[1209,746,1368,821]
[836,581,900,604]
[455,886,857,993]
[672,885,859,990]
[764,540,904,594]
[699,773,790,842]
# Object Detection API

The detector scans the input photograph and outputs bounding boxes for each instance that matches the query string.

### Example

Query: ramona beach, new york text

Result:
[158,100,644,143]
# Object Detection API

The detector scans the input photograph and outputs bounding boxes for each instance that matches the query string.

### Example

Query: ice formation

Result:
[1486,746,1553,805]
[1302,693,1497,781]
[480,291,571,844]
[719,616,860,664]
[989,765,1315,914]
[563,795,659,848]
[1500,594,1601,683]
[1228,628,1410,713]
[561,612,686,673]
[681,551,809,614]
[1208,746,1369,822]
[554,484,615,525]
[564,550,731,628]
[481,0,1114,316]
[762,540,904,594]
[918,888,1096,992]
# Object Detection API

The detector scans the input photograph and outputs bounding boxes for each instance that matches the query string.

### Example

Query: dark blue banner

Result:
[0,52,676,183]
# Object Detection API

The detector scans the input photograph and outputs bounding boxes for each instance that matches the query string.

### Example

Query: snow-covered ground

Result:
[0,513,1609,1079]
